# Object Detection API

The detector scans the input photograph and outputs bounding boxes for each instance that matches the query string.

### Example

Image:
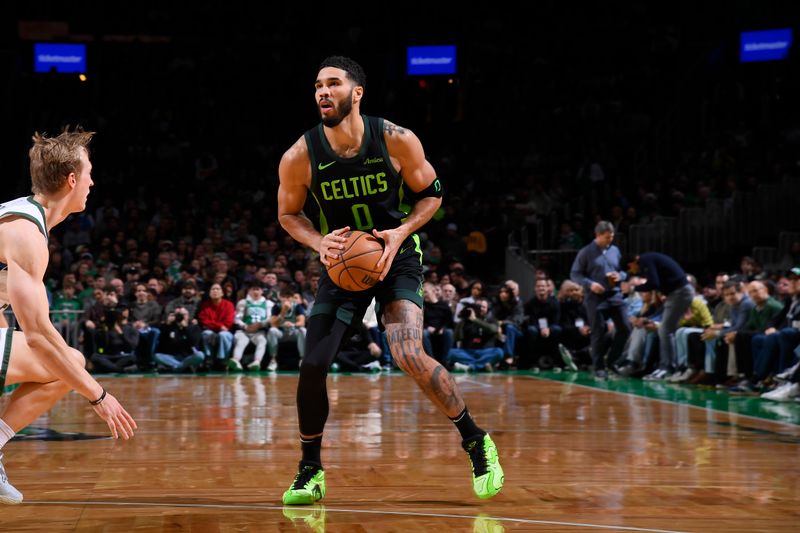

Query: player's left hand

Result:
[372,228,406,281]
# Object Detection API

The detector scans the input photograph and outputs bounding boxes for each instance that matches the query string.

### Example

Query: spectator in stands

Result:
[627,252,695,381]
[447,298,503,372]
[440,283,459,318]
[726,281,783,392]
[570,221,630,378]
[333,322,383,372]
[617,290,665,377]
[81,284,119,357]
[556,280,591,371]
[523,278,562,369]
[153,307,204,372]
[493,285,525,367]
[198,283,235,367]
[422,282,455,364]
[668,295,713,382]
[504,280,520,300]
[621,275,643,318]
[130,283,163,370]
[163,279,201,322]
[266,290,307,371]
[454,280,484,323]
[90,306,139,373]
[700,280,754,385]
[52,283,82,348]
[449,268,470,297]
[748,269,800,389]
[739,256,761,282]
[703,273,729,311]
[229,282,273,371]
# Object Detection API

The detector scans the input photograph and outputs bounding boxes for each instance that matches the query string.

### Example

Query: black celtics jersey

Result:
[304,115,410,234]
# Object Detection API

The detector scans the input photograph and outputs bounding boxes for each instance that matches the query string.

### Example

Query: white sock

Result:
[0,418,14,449]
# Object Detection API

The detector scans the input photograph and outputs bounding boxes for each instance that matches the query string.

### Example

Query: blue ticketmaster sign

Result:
[407,45,457,75]
[34,43,87,73]
[740,29,792,63]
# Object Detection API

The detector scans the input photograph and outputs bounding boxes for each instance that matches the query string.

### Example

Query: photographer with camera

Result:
[153,306,204,371]
[89,306,140,373]
[446,298,504,372]
[163,279,201,324]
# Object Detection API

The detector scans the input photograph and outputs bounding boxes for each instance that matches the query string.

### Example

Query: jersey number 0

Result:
[351,203,373,230]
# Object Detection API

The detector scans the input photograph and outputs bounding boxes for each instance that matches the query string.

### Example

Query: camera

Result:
[459,303,478,320]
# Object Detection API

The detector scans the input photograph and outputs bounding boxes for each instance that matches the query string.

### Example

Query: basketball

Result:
[326,230,384,291]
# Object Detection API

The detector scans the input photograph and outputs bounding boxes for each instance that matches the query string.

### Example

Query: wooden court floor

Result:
[1,372,798,532]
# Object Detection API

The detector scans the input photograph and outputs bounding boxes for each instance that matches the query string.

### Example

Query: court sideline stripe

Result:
[24,500,692,533]
[525,375,800,430]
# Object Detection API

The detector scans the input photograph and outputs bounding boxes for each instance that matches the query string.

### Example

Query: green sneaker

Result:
[463,434,504,499]
[282,463,326,505]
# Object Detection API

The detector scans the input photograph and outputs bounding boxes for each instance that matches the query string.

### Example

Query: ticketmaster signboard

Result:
[407,45,457,75]
[34,43,87,73]
[740,29,792,63]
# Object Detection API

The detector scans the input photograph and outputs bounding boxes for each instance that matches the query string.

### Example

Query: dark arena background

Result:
[2,2,799,531]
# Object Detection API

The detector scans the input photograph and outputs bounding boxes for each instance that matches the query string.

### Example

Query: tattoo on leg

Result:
[429,365,463,413]
[384,300,465,416]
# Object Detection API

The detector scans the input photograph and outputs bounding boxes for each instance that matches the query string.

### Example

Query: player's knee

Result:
[299,357,328,381]
[390,347,426,378]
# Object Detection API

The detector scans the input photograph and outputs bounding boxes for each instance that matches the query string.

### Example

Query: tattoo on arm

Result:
[384,121,407,136]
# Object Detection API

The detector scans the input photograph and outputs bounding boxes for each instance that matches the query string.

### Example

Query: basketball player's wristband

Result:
[89,388,107,406]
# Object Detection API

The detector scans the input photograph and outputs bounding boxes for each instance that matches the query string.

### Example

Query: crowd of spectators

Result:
[4,3,800,405]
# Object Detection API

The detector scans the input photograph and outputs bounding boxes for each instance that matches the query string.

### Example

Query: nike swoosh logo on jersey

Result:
[318,161,336,170]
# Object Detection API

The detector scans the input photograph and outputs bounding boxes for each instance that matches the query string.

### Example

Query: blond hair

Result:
[29,127,95,194]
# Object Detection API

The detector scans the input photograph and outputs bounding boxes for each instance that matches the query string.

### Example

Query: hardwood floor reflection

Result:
[1,373,798,532]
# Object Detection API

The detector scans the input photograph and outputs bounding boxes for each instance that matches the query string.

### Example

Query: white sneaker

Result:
[666,370,684,383]
[453,362,471,372]
[0,453,23,505]
[558,344,578,372]
[776,362,799,382]
[643,368,668,381]
[761,382,800,402]
[361,361,382,372]
[267,358,278,372]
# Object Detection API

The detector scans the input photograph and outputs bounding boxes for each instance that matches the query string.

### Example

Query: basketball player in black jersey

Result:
[277,56,503,505]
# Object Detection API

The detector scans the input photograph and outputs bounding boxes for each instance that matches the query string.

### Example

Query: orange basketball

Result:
[326,230,384,291]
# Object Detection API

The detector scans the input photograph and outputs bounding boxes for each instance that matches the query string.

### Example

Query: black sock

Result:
[300,436,322,467]
[449,407,486,441]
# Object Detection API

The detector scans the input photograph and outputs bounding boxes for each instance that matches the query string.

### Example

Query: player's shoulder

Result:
[381,119,421,154]
[381,118,414,139]
[281,135,310,163]
[279,135,312,174]
[0,215,48,268]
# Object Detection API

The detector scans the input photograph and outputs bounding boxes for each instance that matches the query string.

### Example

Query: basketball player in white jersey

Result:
[0,129,136,504]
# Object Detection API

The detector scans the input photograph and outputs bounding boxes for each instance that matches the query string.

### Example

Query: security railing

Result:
[2,308,85,349]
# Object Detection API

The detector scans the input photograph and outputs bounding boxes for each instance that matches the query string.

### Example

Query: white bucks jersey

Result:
[0,196,49,309]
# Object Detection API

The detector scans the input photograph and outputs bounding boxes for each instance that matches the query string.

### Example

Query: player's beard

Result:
[319,89,354,128]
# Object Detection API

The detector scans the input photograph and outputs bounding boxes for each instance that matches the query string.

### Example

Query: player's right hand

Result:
[319,226,350,267]
[92,392,138,440]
